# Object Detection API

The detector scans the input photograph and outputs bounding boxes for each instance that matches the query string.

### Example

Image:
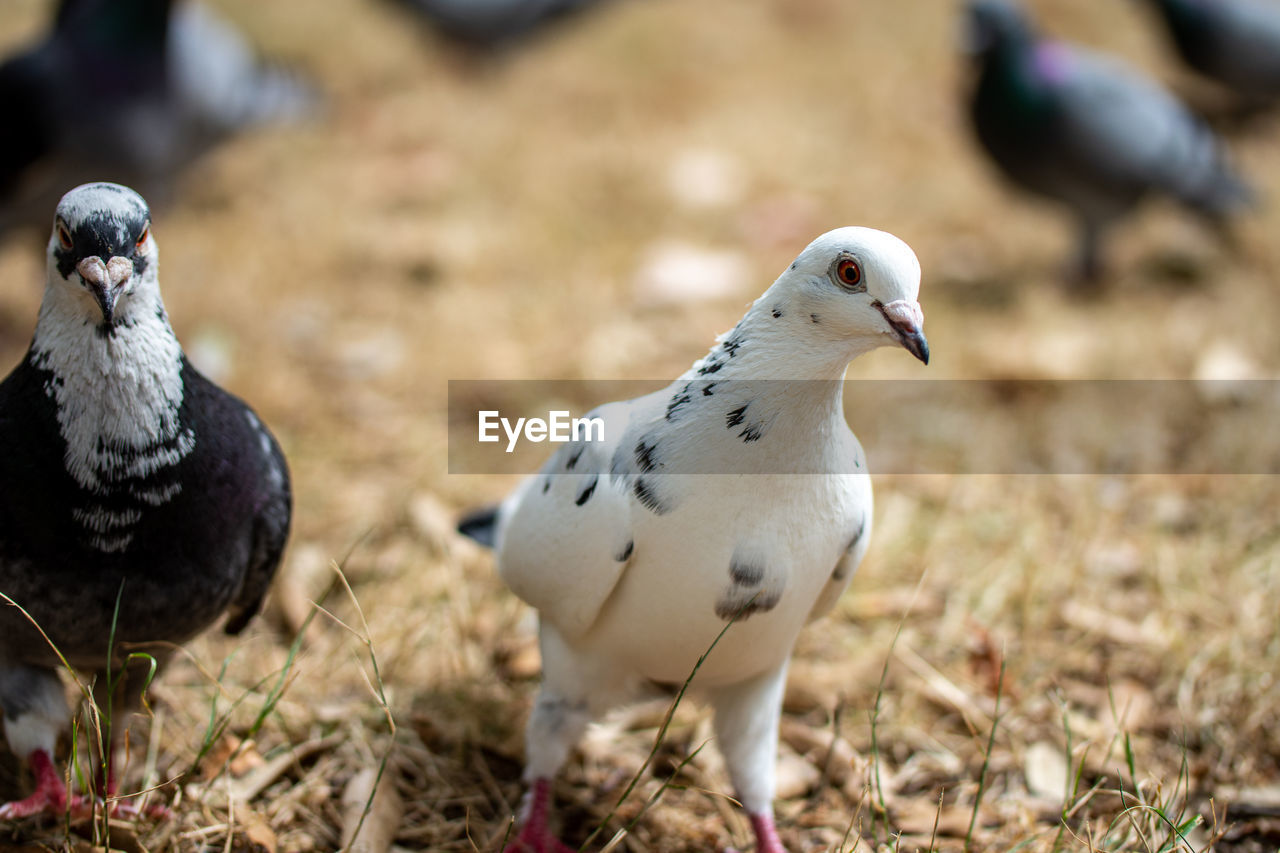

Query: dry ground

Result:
[0,0,1278,850]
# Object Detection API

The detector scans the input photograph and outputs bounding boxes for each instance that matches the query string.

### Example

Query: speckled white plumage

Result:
[489,227,929,853]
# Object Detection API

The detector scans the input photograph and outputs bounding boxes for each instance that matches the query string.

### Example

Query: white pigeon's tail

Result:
[457,505,500,548]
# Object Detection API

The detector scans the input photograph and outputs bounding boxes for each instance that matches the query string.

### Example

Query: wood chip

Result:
[894,642,994,729]
[266,541,332,639]
[1060,601,1169,648]
[495,634,541,681]
[774,746,821,800]
[235,803,278,853]
[778,718,865,788]
[1220,784,1280,816]
[191,734,344,806]
[407,492,457,554]
[341,765,405,853]
[892,797,985,838]
[1024,741,1070,804]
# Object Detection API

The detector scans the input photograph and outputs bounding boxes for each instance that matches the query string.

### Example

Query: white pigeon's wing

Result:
[495,391,665,641]
[806,446,874,622]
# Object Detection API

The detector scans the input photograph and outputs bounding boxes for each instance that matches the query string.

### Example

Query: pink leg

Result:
[503,778,575,853]
[747,812,787,853]
[0,749,69,819]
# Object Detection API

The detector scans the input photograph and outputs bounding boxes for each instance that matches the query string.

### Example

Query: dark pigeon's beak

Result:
[76,256,133,325]
[877,299,930,365]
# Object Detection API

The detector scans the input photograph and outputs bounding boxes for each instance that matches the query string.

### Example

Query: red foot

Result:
[0,751,170,823]
[503,778,575,853]
[502,825,576,853]
[746,812,787,853]
[0,750,68,819]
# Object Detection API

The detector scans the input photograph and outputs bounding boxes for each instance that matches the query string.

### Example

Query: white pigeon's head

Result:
[771,226,928,364]
[46,182,158,330]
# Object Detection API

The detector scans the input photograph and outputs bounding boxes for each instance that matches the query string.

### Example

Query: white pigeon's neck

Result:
[655,298,872,472]
[682,297,875,384]
[31,274,191,494]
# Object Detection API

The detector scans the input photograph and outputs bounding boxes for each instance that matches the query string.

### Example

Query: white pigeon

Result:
[482,227,928,853]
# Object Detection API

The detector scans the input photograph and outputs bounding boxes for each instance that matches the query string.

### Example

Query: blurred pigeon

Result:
[0,0,317,234]
[464,228,928,853]
[394,0,617,49]
[964,0,1253,280]
[0,182,291,817]
[1139,0,1280,102]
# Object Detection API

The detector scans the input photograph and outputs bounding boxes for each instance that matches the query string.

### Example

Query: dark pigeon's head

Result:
[47,182,157,329]
[963,0,1034,56]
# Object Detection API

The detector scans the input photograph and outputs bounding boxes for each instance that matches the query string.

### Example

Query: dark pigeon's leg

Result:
[0,663,70,819]
[1071,217,1107,286]
[89,653,172,817]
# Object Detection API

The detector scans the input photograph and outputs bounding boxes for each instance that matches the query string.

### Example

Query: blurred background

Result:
[0,0,1278,850]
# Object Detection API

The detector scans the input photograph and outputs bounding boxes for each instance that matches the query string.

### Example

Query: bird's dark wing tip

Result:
[223,607,253,636]
[457,505,500,548]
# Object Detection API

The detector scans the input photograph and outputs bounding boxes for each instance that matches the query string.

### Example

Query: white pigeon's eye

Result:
[834,257,863,289]
[135,223,150,250]
[56,221,73,250]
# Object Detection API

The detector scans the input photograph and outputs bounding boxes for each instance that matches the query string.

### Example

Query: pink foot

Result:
[727,812,788,853]
[503,778,575,853]
[751,812,787,853]
[0,750,68,819]
[0,751,169,823]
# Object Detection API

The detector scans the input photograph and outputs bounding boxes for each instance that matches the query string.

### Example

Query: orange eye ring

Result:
[836,258,861,287]
[56,222,72,250]
[135,223,150,249]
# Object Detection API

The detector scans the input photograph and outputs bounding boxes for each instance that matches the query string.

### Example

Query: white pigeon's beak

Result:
[77,256,133,325]
[877,299,929,365]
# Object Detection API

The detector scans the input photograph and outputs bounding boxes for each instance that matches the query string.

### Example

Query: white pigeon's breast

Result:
[584,471,869,687]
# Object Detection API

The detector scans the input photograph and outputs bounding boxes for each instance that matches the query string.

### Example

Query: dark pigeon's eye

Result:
[135,223,150,250]
[56,222,72,250]
[836,258,862,287]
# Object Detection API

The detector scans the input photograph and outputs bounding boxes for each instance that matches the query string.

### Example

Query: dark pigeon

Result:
[394,0,617,49]
[0,0,317,236]
[1140,0,1280,102]
[0,182,291,818]
[964,0,1254,280]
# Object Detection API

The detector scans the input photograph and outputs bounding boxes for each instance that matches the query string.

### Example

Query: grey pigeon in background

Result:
[0,0,318,235]
[394,0,616,49]
[0,183,291,817]
[964,0,1253,281]
[463,228,928,853]
[1139,0,1280,103]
